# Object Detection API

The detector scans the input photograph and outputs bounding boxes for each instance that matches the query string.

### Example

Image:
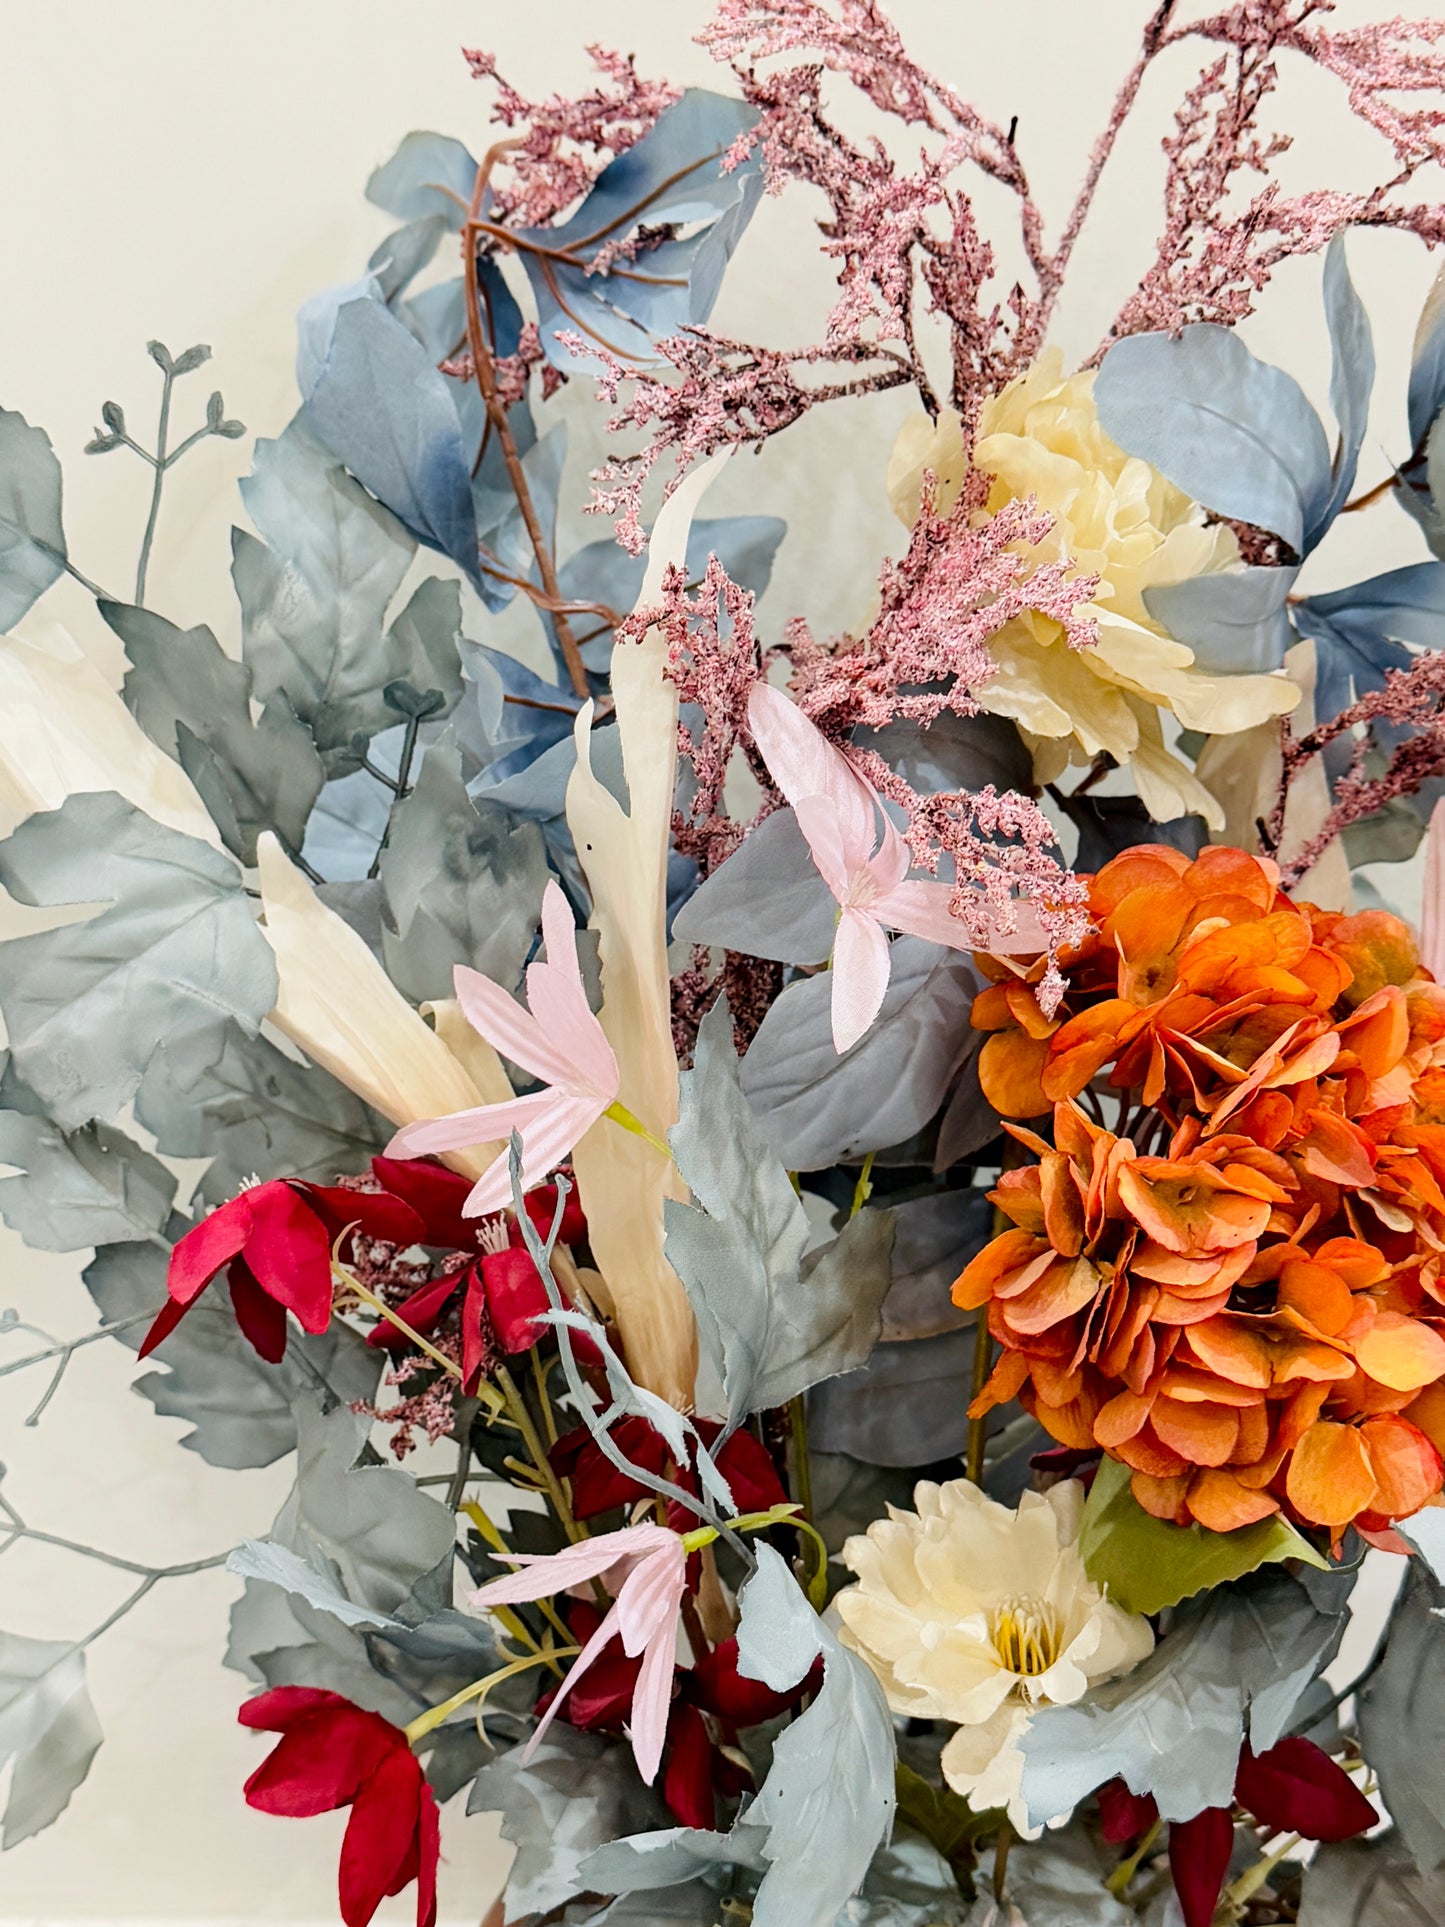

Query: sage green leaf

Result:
[0,1633,102,1848]
[83,1225,383,1469]
[1298,1834,1445,1925]
[0,793,276,1129]
[226,1540,398,1630]
[103,600,323,864]
[1358,1561,1445,1870]
[379,736,547,1003]
[0,1111,175,1251]
[134,1019,387,1208]
[0,409,66,630]
[666,999,896,1425]
[381,575,467,714]
[232,421,416,773]
[1079,1456,1326,1615]
[1017,1567,1352,1826]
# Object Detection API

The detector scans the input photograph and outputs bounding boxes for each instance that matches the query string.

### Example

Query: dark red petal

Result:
[662,1702,716,1829]
[168,1194,253,1306]
[228,1258,289,1363]
[238,1687,353,1733]
[243,1707,399,1816]
[690,1638,805,1727]
[1235,1737,1376,1843]
[338,1748,422,1927]
[460,1263,491,1395]
[365,1272,465,1354]
[713,1429,788,1513]
[305,1182,427,1252]
[371,1156,476,1250]
[1168,1808,1235,1927]
[414,1780,440,1927]
[512,1181,587,1251]
[482,1246,551,1354]
[243,1185,335,1332]
[137,1293,190,1360]
[536,1641,641,1730]
[550,1417,664,1518]
[1098,1778,1159,1845]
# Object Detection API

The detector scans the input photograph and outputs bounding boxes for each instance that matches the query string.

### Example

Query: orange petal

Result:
[1359,1414,1444,1520]
[1150,1396,1240,1468]
[1040,1152,1085,1257]
[1094,1389,1154,1448]
[1277,1257,1354,1338]
[1297,1110,1377,1189]
[1004,980,1061,1041]
[1286,1420,1377,1527]
[1328,910,1419,1008]
[1352,1311,1445,1393]
[952,1229,1046,1310]
[1129,1469,1192,1524]
[1116,1164,1270,1255]
[1338,986,1410,1081]
[1187,1469,1281,1532]
[980,1029,1053,1118]
[1004,1256,1101,1335]
[1403,1381,1445,1456]
[1090,848,1192,914]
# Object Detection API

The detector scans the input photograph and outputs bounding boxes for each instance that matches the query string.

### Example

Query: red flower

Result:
[1104,1736,1376,1927]
[371,1158,587,1254]
[367,1246,596,1390]
[550,1416,787,1525]
[141,1181,423,1364]
[239,1688,438,1927]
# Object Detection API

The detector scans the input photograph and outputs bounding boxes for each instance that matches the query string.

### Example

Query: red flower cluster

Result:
[240,1689,438,1927]
[961,846,1445,1535]
[1100,1735,1376,1927]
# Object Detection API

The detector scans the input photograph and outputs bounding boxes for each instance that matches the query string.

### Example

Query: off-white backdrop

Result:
[0,1,1432,1919]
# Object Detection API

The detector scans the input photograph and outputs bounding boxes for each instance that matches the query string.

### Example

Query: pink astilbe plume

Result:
[463,45,680,229]
[1265,649,1445,886]
[789,486,1100,737]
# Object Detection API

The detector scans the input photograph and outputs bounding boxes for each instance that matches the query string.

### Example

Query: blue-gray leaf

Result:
[0,794,276,1130]
[1357,1559,1445,1870]
[1292,558,1445,730]
[670,806,837,963]
[1299,1834,1445,1925]
[303,295,480,585]
[0,1112,175,1252]
[1317,233,1375,541]
[520,91,762,372]
[1095,325,1331,555]
[366,131,480,228]
[226,1540,399,1630]
[1144,565,1299,675]
[1410,258,1445,451]
[740,939,985,1170]
[0,409,66,631]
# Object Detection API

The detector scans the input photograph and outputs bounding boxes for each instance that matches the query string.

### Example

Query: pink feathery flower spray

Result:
[747,680,1043,1051]
[387,881,620,1216]
[469,1522,687,1784]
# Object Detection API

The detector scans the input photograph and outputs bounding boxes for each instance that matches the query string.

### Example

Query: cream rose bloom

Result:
[834,1479,1153,1831]
[886,350,1300,831]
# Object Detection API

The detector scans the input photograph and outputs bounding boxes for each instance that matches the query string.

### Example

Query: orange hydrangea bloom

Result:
[959,846,1445,1538]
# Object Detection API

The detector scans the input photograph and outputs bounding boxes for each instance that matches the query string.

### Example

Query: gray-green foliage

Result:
[0,793,276,1129]
[83,1226,382,1468]
[0,409,66,631]
[103,600,323,864]
[1358,1561,1445,1870]
[469,1728,672,1919]
[666,1000,896,1427]
[1298,1834,1445,1925]
[379,735,547,1002]
[134,1020,387,1209]
[0,1112,175,1252]
[1017,1567,1351,1826]
[231,422,420,772]
[0,1633,103,1849]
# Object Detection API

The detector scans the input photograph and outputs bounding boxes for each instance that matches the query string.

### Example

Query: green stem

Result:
[601,1098,673,1161]
[135,368,173,605]
[1105,1818,1162,1898]
[494,1362,586,1546]
[849,1152,876,1219]
[789,1395,814,1522]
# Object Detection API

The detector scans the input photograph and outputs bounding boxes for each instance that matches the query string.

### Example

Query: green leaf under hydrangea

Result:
[1079,1457,1327,1616]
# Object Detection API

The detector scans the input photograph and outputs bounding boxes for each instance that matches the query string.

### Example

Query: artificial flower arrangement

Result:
[13,3,1445,1923]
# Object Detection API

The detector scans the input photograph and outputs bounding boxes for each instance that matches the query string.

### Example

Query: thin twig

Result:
[135,364,173,605]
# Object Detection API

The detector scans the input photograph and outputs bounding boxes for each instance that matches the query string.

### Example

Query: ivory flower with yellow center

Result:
[886,351,1299,830]
[834,1478,1153,1829]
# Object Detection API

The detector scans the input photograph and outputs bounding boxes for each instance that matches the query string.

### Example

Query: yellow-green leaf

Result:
[1079,1457,1328,1616]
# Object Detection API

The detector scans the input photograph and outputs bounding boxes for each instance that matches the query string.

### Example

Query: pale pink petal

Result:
[468,1523,675,1609]
[453,965,570,1089]
[873,877,975,950]
[749,682,877,838]
[791,793,851,903]
[522,881,619,1099]
[831,907,892,1053]
[387,1090,557,1163]
[614,1543,687,1657]
[457,1091,609,1218]
[869,814,911,893]
[628,1623,681,1785]
[1424,798,1445,982]
[978,898,1049,956]
[522,1600,624,1762]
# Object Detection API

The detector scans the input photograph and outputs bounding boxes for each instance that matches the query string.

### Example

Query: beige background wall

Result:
[0,1,1432,1918]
